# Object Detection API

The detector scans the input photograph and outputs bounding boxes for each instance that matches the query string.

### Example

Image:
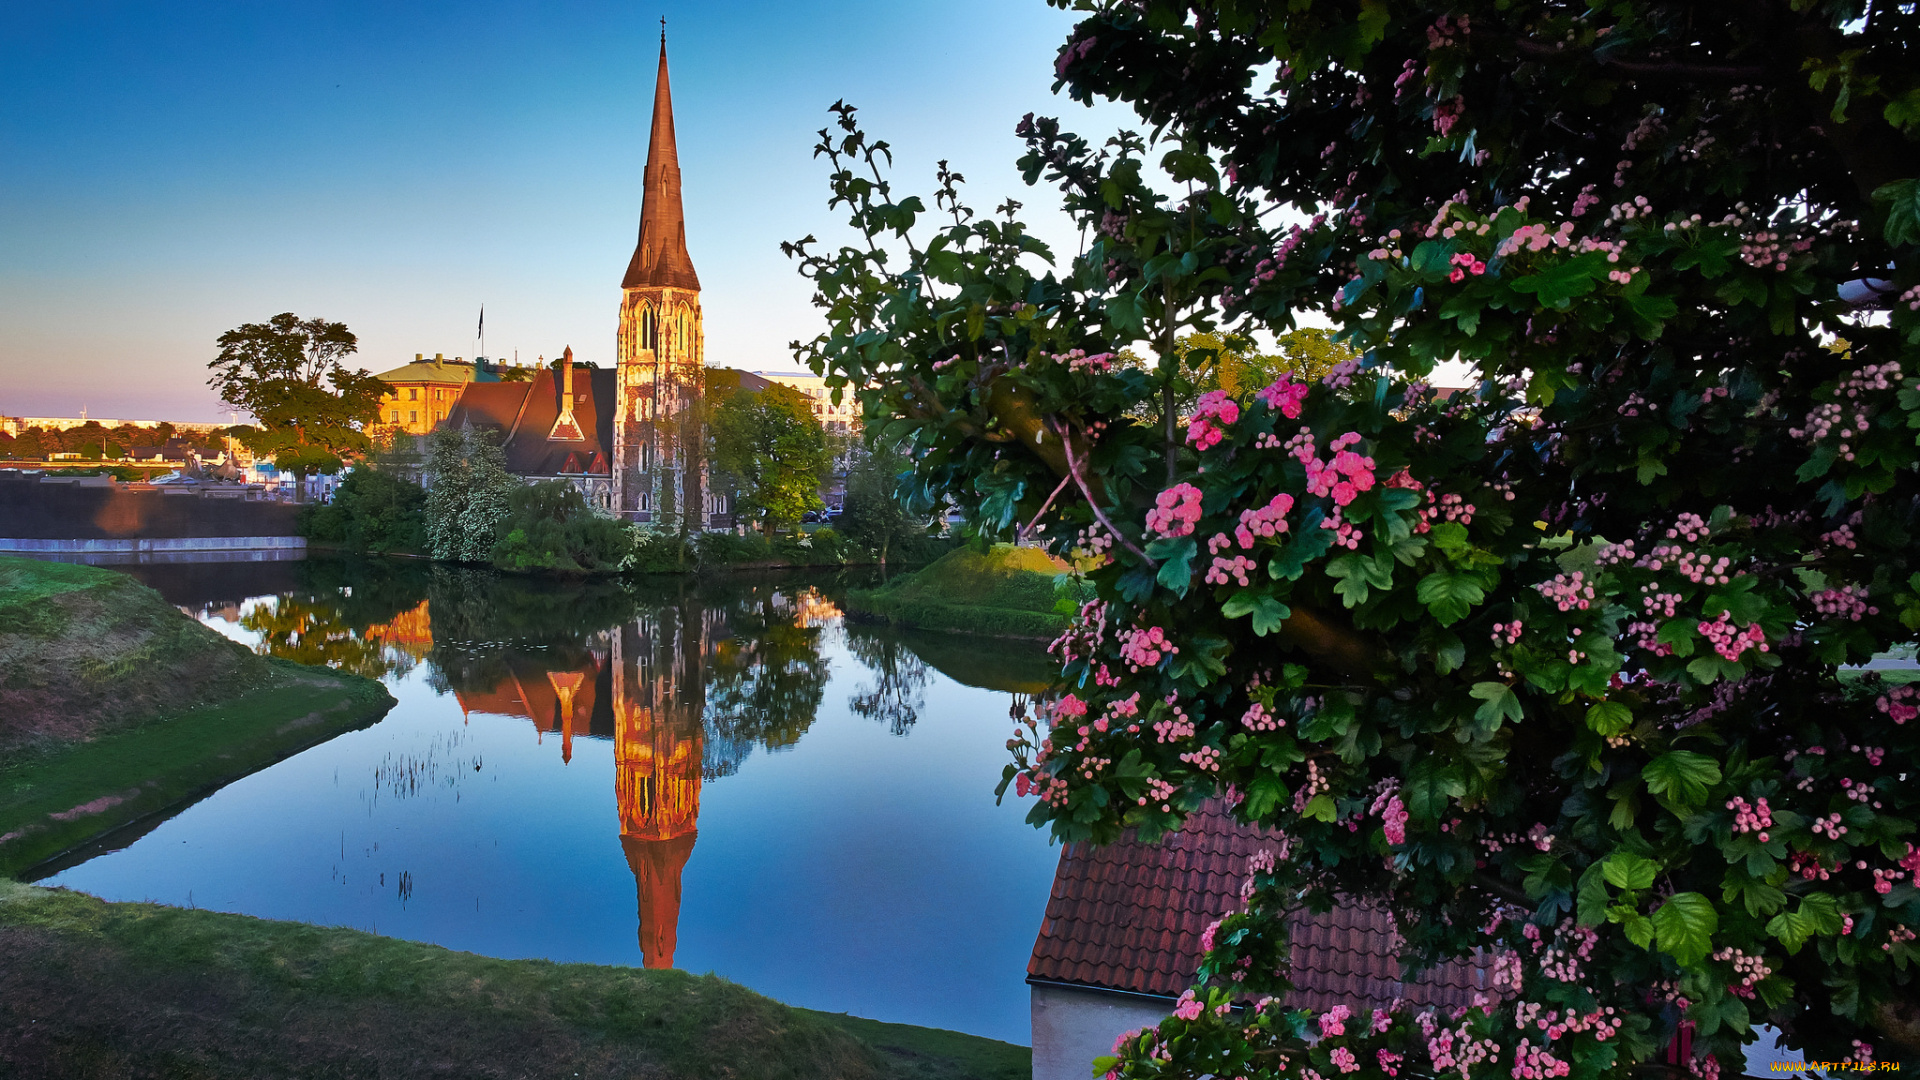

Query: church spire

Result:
[622,33,700,291]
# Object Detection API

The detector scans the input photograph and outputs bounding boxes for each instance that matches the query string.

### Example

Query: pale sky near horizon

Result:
[2,1,1145,423]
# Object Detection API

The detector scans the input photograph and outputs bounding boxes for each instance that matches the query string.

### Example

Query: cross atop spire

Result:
[621,31,700,292]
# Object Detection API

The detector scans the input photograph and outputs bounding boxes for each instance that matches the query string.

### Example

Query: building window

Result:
[409,388,419,401]
[390,411,400,423]
[410,411,418,423]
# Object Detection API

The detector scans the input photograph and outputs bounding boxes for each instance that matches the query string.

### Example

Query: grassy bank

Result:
[0,555,397,877]
[0,660,394,878]
[0,555,273,760]
[844,545,1080,640]
[0,881,1030,1080]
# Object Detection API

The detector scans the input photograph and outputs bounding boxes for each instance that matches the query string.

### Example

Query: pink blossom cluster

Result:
[1636,543,1733,585]
[1052,348,1117,374]
[1380,795,1410,845]
[1241,700,1284,731]
[1248,224,1308,287]
[1426,12,1468,48]
[1902,284,1920,311]
[1152,702,1196,745]
[1711,946,1773,989]
[1186,390,1240,450]
[1738,229,1810,271]
[1495,221,1576,258]
[1423,491,1475,528]
[1322,358,1360,389]
[1330,1047,1361,1074]
[1118,625,1177,670]
[1510,1038,1571,1079]
[1821,523,1857,550]
[1304,432,1378,506]
[1171,990,1204,1021]
[1490,620,1523,646]
[1235,493,1295,546]
[1138,777,1177,812]
[1667,512,1709,542]
[1697,611,1768,661]
[1322,506,1364,550]
[1377,1050,1404,1076]
[1319,1004,1353,1038]
[1534,571,1596,612]
[1447,251,1487,283]
[1145,482,1204,538]
[1204,554,1258,587]
[1256,373,1310,417]
[1179,745,1222,772]
[1877,685,1918,724]
[1811,811,1848,839]
[1726,796,1772,838]
[1291,759,1331,814]
[1641,588,1682,617]
[1812,585,1877,622]
[1886,925,1918,953]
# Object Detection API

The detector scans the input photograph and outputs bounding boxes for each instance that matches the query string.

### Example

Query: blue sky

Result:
[0,0,1136,421]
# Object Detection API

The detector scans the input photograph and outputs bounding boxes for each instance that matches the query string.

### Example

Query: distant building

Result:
[751,371,860,435]
[1,416,226,437]
[371,354,493,437]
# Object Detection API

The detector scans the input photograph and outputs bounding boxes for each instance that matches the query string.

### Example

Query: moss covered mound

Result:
[0,881,1029,1080]
[0,557,271,763]
[844,545,1078,640]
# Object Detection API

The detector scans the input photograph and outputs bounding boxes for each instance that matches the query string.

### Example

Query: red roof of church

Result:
[444,366,615,479]
[1027,800,1492,1008]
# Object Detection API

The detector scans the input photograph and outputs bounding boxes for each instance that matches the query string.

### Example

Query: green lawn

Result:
[845,544,1082,640]
[0,880,1031,1080]
[0,660,395,878]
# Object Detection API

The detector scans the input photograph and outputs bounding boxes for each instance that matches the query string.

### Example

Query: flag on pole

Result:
[478,305,485,335]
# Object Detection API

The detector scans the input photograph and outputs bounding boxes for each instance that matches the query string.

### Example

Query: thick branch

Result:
[1510,38,1764,82]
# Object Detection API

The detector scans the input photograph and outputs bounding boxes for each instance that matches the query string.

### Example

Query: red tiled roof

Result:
[444,368,616,478]
[1027,800,1491,1009]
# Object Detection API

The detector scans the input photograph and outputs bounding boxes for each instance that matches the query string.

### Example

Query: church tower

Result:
[614,30,708,527]
[613,608,706,969]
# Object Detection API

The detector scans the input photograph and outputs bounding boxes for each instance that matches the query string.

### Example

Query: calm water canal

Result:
[38,556,1062,1044]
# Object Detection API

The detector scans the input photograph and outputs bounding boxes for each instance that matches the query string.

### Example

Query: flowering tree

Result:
[790,0,1920,1075]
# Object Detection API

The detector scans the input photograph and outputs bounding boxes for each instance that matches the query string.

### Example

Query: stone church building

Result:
[446,35,724,529]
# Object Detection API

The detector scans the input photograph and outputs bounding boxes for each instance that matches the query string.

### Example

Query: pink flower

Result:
[1331,1047,1361,1074]
[1173,991,1204,1021]
[1145,483,1205,538]
[1319,1004,1352,1038]
[1257,374,1310,418]
[1187,390,1241,450]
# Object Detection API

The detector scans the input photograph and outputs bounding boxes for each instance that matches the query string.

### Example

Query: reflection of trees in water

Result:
[844,625,930,736]
[234,556,434,679]
[703,586,831,758]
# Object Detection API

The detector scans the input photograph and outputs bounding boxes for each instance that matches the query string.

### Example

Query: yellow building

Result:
[371,354,488,437]
[752,371,860,435]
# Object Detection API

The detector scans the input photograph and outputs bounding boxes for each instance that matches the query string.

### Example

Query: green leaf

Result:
[1643,751,1722,810]
[1302,793,1338,822]
[1767,893,1844,955]
[1470,681,1524,726]
[1651,892,1718,966]
[1222,590,1292,636]
[1602,851,1660,891]
[1874,179,1920,248]
[1577,863,1610,927]
[1404,756,1465,822]
[1587,701,1633,737]
[1416,570,1486,625]
[1511,253,1604,309]
[1327,551,1393,607]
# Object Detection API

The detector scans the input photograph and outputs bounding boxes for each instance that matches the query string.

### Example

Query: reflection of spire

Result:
[613,607,707,969]
[549,670,584,765]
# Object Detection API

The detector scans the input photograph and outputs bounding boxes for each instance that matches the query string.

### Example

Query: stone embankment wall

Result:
[0,476,303,556]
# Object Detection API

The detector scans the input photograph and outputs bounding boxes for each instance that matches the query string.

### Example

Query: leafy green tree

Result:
[207,313,388,498]
[423,425,516,563]
[839,443,928,562]
[844,626,931,736]
[302,467,428,554]
[704,587,830,751]
[489,479,633,574]
[791,4,1920,1077]
[709,384,831,535]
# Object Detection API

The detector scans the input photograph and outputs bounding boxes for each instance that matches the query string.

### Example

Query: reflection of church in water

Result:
[448,612,718,969]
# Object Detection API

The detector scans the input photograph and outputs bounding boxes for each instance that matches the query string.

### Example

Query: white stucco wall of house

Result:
[1030,982,1176,1080]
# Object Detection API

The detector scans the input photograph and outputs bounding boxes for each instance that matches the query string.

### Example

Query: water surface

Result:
[41,557,1060,1044]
